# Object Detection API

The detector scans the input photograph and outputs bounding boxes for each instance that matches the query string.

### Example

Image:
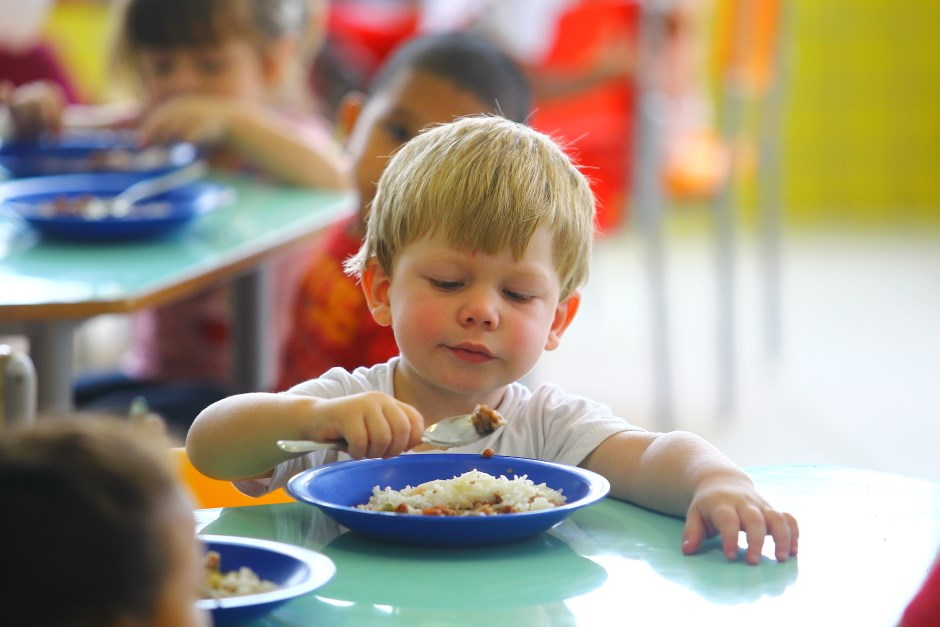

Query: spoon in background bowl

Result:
[105,160,209,217]
[70,160,209,219]
[277,406,506,453]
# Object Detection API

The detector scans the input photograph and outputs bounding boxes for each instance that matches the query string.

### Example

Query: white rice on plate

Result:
[357,469,566,516]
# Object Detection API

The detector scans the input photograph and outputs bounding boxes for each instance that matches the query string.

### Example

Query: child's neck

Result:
[392,362,507,426]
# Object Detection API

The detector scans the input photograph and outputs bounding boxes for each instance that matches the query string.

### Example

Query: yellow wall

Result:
[43,0,113,103]
[779,1,940,226]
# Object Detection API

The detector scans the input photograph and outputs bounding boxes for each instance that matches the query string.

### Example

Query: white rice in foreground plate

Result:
[357,469,566,516]
[201,550,279,599]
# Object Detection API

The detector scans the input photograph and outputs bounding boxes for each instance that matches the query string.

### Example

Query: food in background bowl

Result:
[0,172,231,241]
[80,145,185,173]
[16,144,189,175]
[35,194,171,220]
[0,132,197,177]
[357,468,566,516]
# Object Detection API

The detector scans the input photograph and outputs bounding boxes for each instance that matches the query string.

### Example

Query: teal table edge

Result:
[0,175,355,412]
[195,464,940,626]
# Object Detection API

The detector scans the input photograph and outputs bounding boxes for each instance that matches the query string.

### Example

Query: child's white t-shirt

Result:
[235,357,644,497]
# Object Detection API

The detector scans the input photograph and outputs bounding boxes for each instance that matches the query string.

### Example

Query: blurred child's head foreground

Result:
[0,417,208,627]
[347,115,595,300]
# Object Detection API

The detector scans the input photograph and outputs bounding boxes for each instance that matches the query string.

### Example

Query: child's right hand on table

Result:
[305,391,424,460]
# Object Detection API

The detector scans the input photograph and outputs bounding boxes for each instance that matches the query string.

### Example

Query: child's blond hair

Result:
[345,115,596,299]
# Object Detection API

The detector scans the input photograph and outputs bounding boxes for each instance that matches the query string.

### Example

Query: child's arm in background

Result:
[1,79,146,138]
[186,391,423,480]
[581,430,799,564]
[137,94,350,189]
[0,80,65,138]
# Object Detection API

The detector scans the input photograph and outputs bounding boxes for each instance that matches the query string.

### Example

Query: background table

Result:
[196,464,940,626]
[0,176,354,413]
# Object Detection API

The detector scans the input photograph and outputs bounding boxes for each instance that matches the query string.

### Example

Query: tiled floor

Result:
[528,224,940,482]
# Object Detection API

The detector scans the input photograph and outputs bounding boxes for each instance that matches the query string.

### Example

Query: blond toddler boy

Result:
[188,115,798,565]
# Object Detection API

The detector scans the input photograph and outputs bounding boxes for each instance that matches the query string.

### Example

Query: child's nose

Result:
[160,68,202,97]
[458,291,499,329]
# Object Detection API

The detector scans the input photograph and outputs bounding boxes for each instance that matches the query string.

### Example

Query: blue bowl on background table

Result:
[287,453,611,546]
[0,171,231,241]
[197,535,336,626]
[0,131,197,178]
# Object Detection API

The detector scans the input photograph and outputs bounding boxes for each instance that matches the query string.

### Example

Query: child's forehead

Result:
[137,28,258,50]
[380,68,492,114]
[403,225,557,268]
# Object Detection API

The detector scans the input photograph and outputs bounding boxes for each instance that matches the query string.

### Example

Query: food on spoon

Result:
[201,550,279,599]
[357,469,565,516]
[470,404,506,436]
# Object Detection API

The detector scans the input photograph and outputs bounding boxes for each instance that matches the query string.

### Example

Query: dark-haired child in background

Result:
[67,0,349,433]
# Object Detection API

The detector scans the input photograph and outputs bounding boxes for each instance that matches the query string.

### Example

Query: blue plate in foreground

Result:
[287,454,610,546]
[0,172,231,241]
[197,535,336,626]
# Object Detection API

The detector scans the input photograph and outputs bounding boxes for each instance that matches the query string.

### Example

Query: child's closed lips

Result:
[447,342,496,363]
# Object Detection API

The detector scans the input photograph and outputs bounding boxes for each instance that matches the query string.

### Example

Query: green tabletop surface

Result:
[0,175,354,316]
[196,464,940,626]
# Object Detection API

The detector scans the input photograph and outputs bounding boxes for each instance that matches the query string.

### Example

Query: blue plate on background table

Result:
[0,172,231,241]
[0,131,197,178]
[287,454,610,546]
[197,535,336,626]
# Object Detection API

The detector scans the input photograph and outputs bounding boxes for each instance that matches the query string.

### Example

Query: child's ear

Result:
[361,258,393,327]
[544,291,581,351]
[337,91,365,139]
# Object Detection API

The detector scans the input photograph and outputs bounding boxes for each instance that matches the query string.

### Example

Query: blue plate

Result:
[287,454,610,546]
[0,131,197,178]
[197,535,336,626]
[0,172,230,241]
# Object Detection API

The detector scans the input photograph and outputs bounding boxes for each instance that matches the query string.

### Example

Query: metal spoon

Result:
[106,160,208,217]
[276,412,505,453]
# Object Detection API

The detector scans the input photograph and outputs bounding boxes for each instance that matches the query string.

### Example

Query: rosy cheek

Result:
[404,301,443,336]
[506,310,553,352]
[503,319,533,348]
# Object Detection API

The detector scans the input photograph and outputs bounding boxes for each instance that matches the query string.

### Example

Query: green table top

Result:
[196,464,940,626]
[0,175,354,319]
